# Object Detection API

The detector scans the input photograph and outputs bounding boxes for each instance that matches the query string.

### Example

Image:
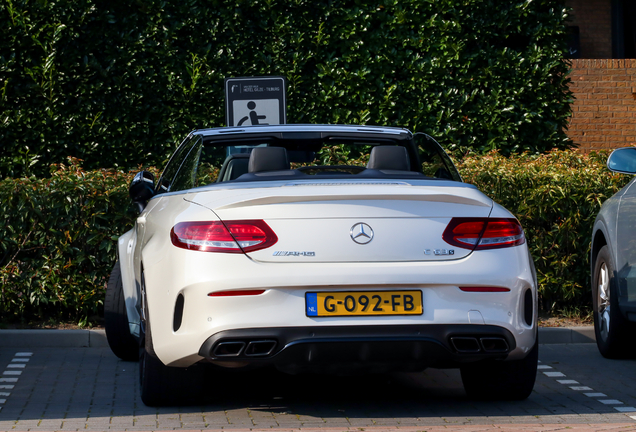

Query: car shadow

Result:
[4,347,632,425]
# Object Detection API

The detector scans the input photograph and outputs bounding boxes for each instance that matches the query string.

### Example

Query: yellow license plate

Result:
[305,291,423,317]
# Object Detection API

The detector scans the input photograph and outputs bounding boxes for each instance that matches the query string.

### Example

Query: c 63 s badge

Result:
[424,249,455,256]
[273,251,316,257]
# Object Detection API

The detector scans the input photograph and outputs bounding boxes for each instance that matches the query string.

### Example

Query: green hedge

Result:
[0,151,630,324]
[457,150,630,314]
[0,159,140,324]
[0,0,572,178]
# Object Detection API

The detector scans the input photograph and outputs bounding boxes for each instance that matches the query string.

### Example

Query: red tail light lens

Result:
[209,289,266,297]
[459,286,511,292]
[442,218,525,250]
[171,220,278,253]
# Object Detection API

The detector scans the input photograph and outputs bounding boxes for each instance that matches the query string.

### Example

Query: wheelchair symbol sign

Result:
[233,99,280,126]
[225,76,286,127]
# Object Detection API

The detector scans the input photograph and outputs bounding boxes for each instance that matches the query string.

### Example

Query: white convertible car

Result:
[104,124,538,406]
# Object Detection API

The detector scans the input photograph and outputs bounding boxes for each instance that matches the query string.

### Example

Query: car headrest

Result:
[366,146,410,171]
[248,147,290,173]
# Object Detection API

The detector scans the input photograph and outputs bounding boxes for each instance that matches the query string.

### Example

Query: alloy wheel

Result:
[597,261,611,341]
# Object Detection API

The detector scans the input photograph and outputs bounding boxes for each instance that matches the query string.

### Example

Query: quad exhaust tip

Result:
[245,340,277,356]
[213,341,246,357]
[212,340,277,357]
[479,337,509,353]
[450,337,481,353]
[450,336,509,353]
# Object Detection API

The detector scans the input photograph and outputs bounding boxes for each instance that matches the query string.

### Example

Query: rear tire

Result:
[104,261,138,361]
[139,273,206,406]
[592,245,636,358]
[461,337,538,401]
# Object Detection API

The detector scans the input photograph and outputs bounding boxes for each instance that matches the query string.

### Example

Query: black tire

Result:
[139,273,205,406]
[460,337,538,401]
[104,261,139,361]
[592,245,636,358]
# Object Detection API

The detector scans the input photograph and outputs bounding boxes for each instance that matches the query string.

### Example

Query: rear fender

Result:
[117,229,141,338]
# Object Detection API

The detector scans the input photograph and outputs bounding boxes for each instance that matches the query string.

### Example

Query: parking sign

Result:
[225,77,286,127]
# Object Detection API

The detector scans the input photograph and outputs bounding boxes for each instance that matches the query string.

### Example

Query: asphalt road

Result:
[1,341,636,431]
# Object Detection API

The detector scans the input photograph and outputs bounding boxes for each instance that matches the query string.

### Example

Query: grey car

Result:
[591,147,636,358]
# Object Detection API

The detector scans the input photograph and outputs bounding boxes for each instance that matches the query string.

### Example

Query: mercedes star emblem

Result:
[350,223,374,244]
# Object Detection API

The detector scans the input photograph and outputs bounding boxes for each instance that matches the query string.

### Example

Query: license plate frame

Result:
[305,290,423,317]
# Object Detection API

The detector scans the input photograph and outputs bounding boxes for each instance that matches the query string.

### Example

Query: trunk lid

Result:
[186,180,493,262]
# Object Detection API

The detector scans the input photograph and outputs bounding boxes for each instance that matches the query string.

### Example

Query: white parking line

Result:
[599,399,623,405]
[0,352,33,413]
[0,378,18,383]
[557,380,579,384]
[541,360,636,421]
[0,378,18,382]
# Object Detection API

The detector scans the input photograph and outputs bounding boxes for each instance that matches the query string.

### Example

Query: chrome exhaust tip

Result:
[245,340,277,357]
[213,341,246,357]
[450,337,481,353]
[480,337,509,353]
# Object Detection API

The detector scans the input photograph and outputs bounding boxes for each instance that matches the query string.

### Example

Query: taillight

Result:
[442,218,525,250]
[208,290,266,297]
[170,220,278,253]
[459,286,511,292]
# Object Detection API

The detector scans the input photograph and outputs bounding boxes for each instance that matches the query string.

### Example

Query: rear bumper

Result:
[198,324,518,374]
[140,236,537,367]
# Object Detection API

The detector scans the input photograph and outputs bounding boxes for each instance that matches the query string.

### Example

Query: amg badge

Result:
[273,251,316,257]
[424,249,455,256]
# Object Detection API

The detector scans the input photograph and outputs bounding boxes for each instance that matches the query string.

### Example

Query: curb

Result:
[0,327,595,348]
[0,329,110,348]
[539,326,596,344]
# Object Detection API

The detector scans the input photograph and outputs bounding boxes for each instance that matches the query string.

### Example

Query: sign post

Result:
[225,76,286,127]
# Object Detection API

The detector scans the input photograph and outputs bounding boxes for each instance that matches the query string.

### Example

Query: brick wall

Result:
[565,0,612,59]
[568,59,636,151]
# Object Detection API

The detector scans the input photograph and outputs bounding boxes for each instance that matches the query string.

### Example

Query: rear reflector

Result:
[208,290,266,297]
[171,220,278,253]
[442,218,525,250]
[459,286,511,292]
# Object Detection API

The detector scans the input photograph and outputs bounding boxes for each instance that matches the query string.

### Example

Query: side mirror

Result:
[129,171,155,213]
[608,148,636,175]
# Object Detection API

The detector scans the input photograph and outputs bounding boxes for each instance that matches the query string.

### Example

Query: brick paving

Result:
[0,345,634,431]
